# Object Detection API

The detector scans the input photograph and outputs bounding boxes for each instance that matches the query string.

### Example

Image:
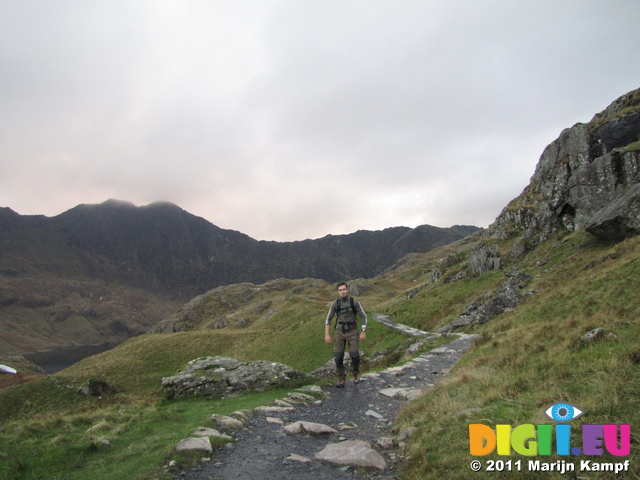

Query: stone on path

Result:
[337,422,356,431]
[230,410,250,422]
[378,387,403,398]
[398,388,426,401]
[365,409,385,420]
[376,437,394,449]
[378,387,425,401]
[296,384,324,394]
[314,440,387,470]
[175,436,213,454]
[285,453,312,463]
[283,420,338,435]
[254,405,296,414]
[287,392,317,404]
[191,427,233,441]
[430,347,458,355]
[382,366,405,376]
[210,414,244,430]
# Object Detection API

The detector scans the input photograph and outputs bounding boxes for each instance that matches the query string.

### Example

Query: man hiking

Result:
[324,281,368,387]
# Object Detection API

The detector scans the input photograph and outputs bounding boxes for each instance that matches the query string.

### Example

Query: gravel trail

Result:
[173,321,478,480]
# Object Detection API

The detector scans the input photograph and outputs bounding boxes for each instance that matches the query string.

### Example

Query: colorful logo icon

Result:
[545,403,584,422]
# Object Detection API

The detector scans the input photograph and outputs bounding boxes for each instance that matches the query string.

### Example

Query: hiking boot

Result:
[335,380,345,388]
[353,373,361,385]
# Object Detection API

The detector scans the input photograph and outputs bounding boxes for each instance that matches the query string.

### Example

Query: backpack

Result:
[335,297,357,325]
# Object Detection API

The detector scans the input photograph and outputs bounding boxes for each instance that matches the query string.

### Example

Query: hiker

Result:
[324,281,368,387]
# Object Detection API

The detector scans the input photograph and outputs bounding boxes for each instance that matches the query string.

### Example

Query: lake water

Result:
[23,343,119,374]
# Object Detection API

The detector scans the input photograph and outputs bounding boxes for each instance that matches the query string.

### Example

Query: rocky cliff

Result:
[488,88,640,250]
[391,87,640,334]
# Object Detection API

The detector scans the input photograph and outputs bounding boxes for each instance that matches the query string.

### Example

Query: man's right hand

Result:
[325,334,332,344]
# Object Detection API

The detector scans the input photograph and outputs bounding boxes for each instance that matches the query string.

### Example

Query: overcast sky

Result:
[1,1,638,241]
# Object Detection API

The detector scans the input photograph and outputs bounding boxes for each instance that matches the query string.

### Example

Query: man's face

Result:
[338,285,349,298]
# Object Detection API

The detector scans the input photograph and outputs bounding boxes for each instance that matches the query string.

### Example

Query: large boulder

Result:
[585,183,640,241]
[162,356,314,400]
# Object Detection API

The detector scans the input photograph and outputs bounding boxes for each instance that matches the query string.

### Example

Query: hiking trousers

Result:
[333,327,360,381]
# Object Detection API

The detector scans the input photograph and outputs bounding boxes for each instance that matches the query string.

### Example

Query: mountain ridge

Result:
[0,199,478,295]
[0,199,478,354]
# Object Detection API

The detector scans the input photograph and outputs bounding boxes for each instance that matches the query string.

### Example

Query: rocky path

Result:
[172,317,479,480]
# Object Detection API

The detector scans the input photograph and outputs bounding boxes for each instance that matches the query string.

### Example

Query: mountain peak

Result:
[102,198,137,208]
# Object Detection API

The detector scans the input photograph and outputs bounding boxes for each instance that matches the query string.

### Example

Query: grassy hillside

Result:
[0,277,413,479]
[0,229,638,479]
[0,272,181,355]
[396,231,640,479]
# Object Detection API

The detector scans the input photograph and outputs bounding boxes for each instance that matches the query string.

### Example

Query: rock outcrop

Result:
[488,88,640,248]
[162,356,314,400]
[440,271,533,332]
